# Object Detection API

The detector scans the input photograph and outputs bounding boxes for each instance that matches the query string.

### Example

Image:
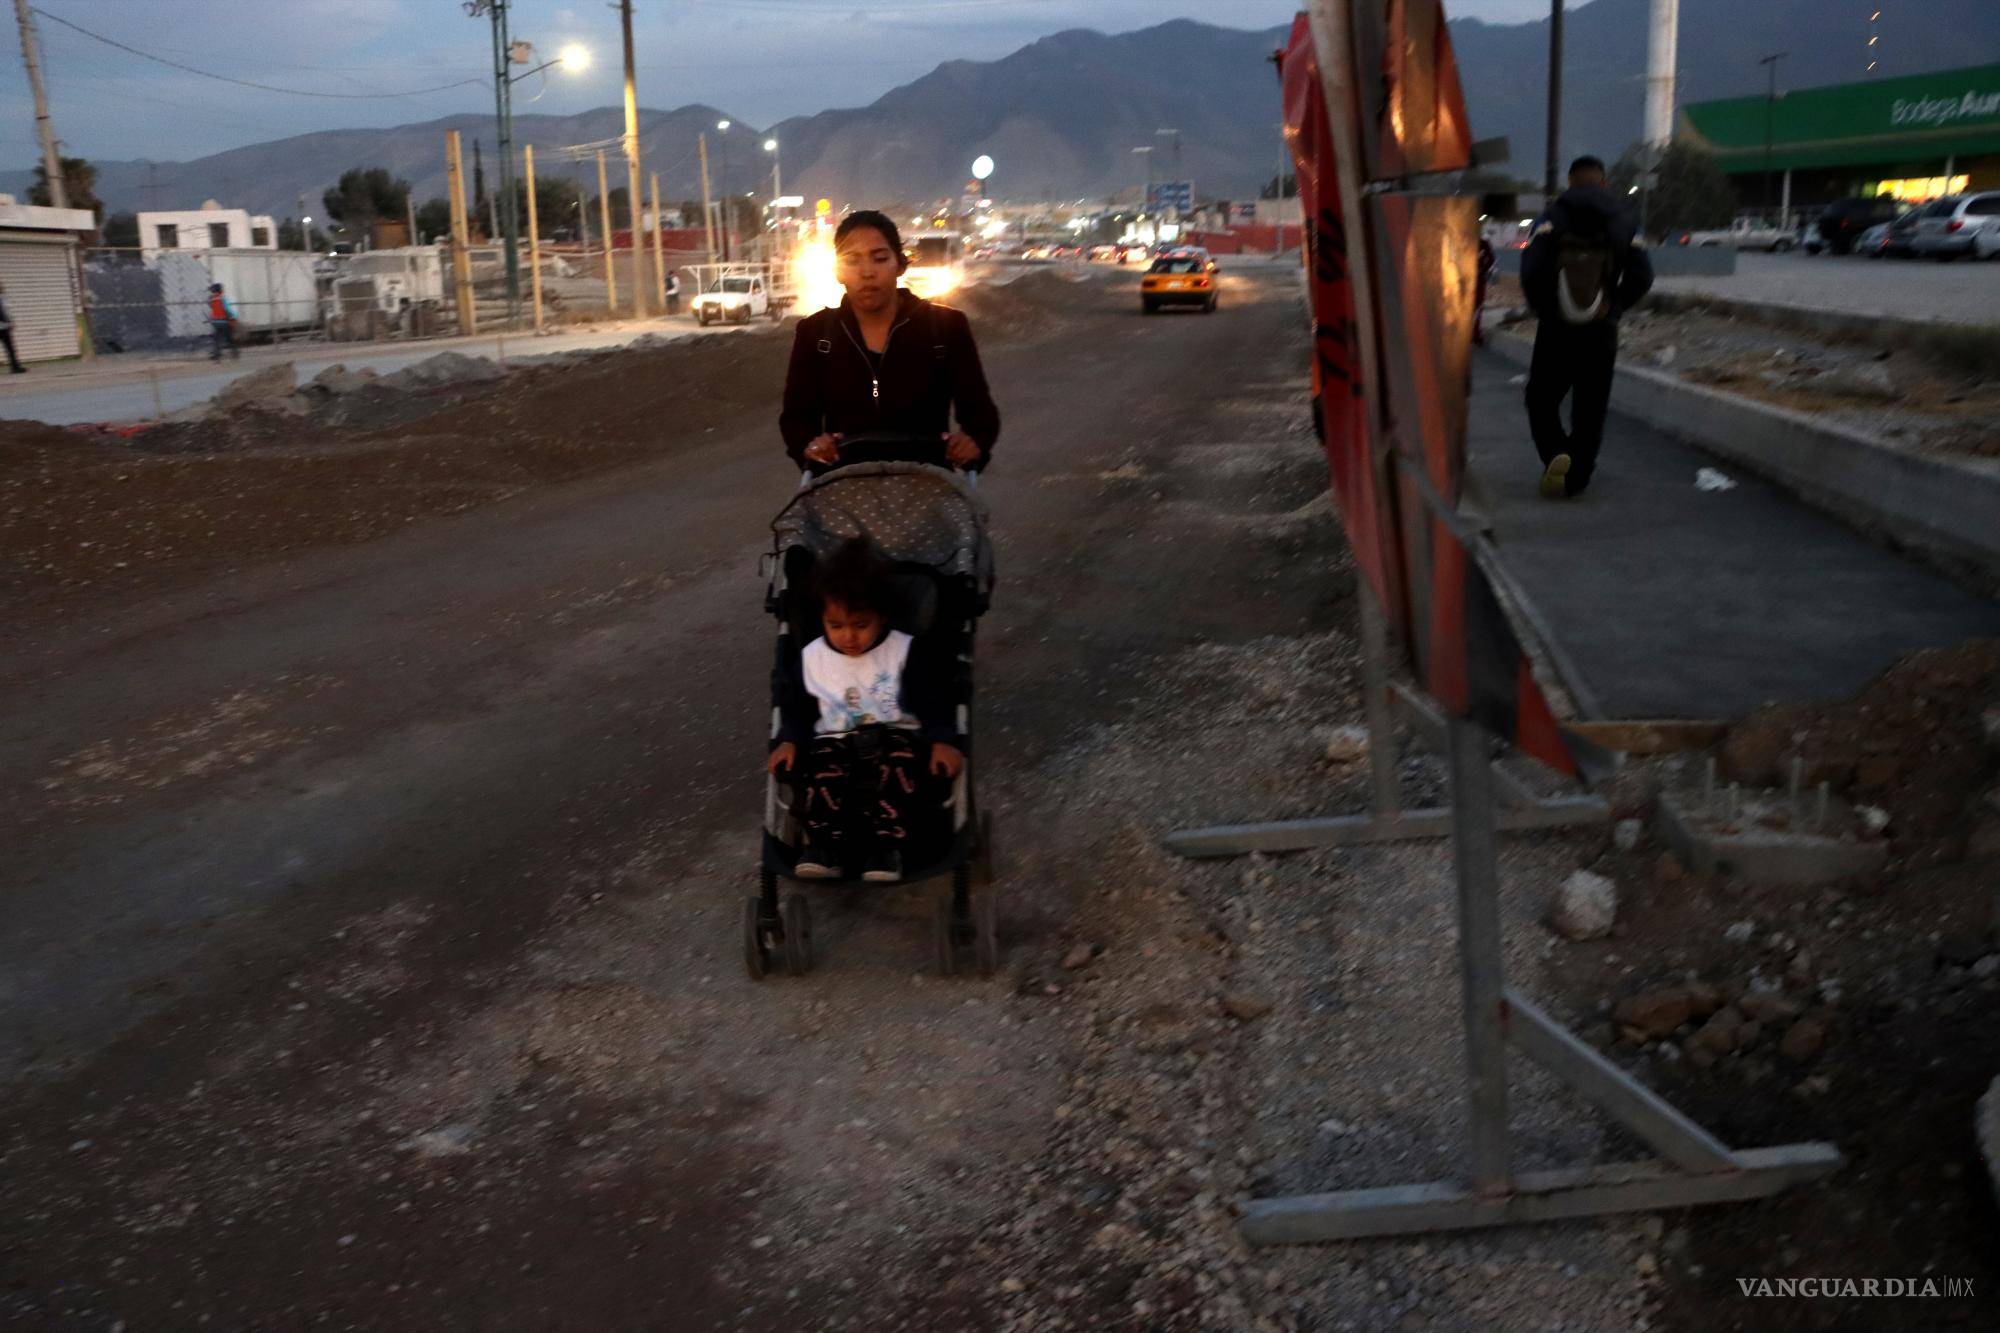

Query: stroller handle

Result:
[805,431,975,477]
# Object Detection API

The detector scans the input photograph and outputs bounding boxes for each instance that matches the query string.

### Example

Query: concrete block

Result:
[1654,791,1889,888]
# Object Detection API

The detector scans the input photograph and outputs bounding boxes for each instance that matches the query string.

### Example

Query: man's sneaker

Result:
[793,855,840,880]
[1539,452,1572,498]
[862,849,903,884]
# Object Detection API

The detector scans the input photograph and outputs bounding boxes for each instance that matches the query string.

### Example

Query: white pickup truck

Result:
[1685,217,1796,252]
[692,273,772,325]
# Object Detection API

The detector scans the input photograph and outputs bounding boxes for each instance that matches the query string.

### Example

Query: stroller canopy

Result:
[772,462,993,585]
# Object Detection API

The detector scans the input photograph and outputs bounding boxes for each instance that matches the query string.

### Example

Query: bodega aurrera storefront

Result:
[1680,61,2000,212]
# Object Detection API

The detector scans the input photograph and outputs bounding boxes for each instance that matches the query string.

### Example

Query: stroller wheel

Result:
[743,895,771,981]
[782,892,813,976]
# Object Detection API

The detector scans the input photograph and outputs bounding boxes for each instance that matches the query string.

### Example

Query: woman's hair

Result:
[815,536,895,616]
[835,209,908,273]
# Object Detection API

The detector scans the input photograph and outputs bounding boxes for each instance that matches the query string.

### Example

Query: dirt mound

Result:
[1720,638,2000,858]
[956,270,1107,339]
[0,331,791,623]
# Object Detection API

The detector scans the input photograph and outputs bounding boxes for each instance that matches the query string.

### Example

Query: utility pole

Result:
[1758,52,1787,220]
[650,170,667,311]
[596,149,617,309]
[14,0,66,207]
[1544,0,1564,198]
[445,130,477,334]
[699,132,717,267]
[524,143,544,331]
[619,0,648,317]
[478,0,522,315]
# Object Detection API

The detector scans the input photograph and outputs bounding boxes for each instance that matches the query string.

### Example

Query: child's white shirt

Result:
[801,630,917,734]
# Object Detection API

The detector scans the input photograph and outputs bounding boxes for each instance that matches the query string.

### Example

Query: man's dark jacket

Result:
[1520,185,1655,326]
[779,290,1000,469]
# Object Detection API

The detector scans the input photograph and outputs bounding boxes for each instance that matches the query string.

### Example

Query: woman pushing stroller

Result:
[779,209,1001,473]
[767,536,963,884]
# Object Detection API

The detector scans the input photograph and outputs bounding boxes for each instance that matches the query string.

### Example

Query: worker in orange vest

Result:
[207,282,241,363]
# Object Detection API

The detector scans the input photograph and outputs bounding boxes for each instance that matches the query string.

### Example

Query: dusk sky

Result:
[3,0,1552,167]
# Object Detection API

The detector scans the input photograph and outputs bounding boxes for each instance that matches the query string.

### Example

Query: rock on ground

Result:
[377,351,505,392]
[1548,869,1618,941]
[211,362,300,415]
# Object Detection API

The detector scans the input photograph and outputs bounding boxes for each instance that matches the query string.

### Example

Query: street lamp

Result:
[715,120,732,256]
[764,137,781,200]
[469,0,588,315]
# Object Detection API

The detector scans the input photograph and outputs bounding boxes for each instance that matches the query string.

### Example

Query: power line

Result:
[31,6,486,100]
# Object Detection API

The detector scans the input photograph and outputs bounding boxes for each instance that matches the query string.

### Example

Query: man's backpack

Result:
[1554,233,1615,324]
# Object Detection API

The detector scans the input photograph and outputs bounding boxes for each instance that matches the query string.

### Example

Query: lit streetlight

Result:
[764,137,781,199]
[469,1,589,313]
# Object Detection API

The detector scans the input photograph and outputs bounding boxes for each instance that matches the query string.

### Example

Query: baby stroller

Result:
[748,434,1000,979]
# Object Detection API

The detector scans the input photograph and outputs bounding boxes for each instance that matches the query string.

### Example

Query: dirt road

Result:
[2,265,1350,1329]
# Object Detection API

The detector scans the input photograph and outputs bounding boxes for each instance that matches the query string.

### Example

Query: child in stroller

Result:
[767,535,963,884]
[751,436,997,979]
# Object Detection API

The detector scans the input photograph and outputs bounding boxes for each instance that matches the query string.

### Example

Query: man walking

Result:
[206,282,241,362]
[0,281,25,373]
[1519,155,1653,497]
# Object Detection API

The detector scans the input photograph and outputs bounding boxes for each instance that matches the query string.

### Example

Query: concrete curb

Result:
[1487,333,2000,586]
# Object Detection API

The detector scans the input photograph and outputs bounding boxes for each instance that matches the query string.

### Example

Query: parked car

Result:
[1685,216,1796,251]
[1856,210,1920,259]
[1813,197,1901,255]
[1907,192,2000,260]
[692,273,770,324]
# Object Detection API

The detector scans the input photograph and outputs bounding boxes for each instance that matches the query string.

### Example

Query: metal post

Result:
[699,132,718,268]
[407,190,418,248]
[620,0,648,318]
[1447,716,1513,1194]
[650,171,667,311]
[487,0,520,314]
[1544,0,1564,198]
[524,144,544,333]
[596,149,618,310]
[1758,52,1786,219]
[445,130,477,335]
[14,0,65,209]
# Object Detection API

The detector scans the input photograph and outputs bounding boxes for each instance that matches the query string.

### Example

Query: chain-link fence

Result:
[78,238,733,355]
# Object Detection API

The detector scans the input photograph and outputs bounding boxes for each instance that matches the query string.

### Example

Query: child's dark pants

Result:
[801,726,924,861]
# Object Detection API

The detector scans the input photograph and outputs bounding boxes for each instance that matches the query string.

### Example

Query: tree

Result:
[322,167,411,232]
[30,155,103,220]
[1610,142,1738,240]
[100,210,139,249]
[413,197,453,244]
[1259,172,1297,201]
[511,175,581,239]
[277,216,326,250]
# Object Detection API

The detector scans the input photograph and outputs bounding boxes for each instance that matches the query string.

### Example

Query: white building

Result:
[137,200,277,255]
[0,193,97,362]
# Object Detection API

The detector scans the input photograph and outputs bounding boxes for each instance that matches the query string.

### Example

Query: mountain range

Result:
[8,0,1998,222]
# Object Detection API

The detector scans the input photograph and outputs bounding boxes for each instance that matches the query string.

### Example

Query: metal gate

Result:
[0,232,80,362]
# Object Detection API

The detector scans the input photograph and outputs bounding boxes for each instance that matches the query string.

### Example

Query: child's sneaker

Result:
[862,849,903,884]
[793,853,841,880]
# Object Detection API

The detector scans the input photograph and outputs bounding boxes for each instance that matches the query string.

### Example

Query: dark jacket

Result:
[1520,186,1654,326]
[779,291,1000,469]
[773,629,961,749]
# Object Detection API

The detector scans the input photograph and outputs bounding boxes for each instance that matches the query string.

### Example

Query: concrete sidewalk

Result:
[1466,355,2000,720]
